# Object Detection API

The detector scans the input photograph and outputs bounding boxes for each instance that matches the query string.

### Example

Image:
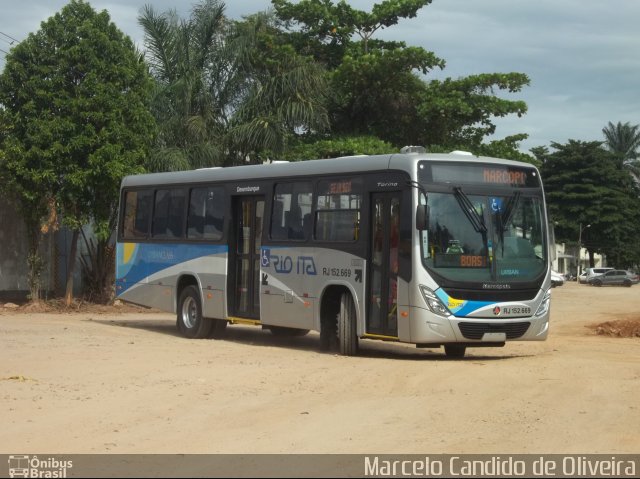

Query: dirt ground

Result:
[1,282,639,454]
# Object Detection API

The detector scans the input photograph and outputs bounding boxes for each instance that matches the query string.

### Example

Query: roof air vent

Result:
[450,150,473,156]
[400,145,426,154]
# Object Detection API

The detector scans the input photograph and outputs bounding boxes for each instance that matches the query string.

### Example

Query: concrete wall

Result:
[0,195,86,301]
[0,199,31,299]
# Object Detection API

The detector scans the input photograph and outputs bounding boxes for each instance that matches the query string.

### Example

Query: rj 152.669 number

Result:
[323,267,351,277]
[502,306,531,315]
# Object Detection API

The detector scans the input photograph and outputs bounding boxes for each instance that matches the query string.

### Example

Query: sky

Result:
[1,0,639,154]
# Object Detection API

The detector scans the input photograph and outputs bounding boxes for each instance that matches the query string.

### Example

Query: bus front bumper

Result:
[406,305,550,345]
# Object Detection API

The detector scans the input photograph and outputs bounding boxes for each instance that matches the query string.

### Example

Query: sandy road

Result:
[1,282,639,454]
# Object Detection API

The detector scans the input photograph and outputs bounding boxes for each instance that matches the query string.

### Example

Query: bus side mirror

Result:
[416,205,429,230]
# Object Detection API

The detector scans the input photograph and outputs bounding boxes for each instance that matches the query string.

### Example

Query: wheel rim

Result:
[181,296,197,329]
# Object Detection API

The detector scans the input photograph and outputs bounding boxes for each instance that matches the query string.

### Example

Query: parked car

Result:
[584,267,614,283]
[588,270,639,287]
[550,270,565,287]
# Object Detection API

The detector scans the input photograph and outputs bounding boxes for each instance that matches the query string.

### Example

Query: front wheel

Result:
[338,293,358,356]
[177,285,212,339]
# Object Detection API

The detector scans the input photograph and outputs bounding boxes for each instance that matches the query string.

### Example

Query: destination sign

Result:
[434,253,490,268]
[420,162,540,187]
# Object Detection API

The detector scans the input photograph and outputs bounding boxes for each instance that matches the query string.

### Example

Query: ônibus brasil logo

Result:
[8,455,73,478]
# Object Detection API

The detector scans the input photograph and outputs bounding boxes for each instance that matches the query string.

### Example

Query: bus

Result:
[116,148,551,357]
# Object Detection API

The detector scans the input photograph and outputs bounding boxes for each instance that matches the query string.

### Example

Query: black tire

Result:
[177,285,212,339]
[269,326,310,337]
[593,280,602,287]
[320,314,338,352]
[444,344,466,358]
[338,292,358,356]
[624,280,632,287]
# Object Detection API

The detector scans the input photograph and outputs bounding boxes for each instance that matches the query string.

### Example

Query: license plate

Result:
[502,306,531,316]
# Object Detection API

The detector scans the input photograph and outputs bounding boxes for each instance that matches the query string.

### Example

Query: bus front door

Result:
[229,195,264,320]
[368,192,401,337]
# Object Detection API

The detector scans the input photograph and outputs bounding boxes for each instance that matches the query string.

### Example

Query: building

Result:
[552,242,606,277]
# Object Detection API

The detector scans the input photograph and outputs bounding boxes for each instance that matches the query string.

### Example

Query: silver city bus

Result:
[116,149,551,357]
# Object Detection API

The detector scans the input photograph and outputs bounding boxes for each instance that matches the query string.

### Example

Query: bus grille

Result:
[458,322,531,340]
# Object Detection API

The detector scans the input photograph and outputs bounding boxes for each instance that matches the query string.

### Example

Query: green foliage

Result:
[602,121,640,178]
[419,73,529,149]
[140,2,328,169]
[273,0,432,60]
[539,140,640,268]
[280,135,395,160]
[272,0,530,151]
[475,134,539,165]
[329,48,443,145]
[0,0,155,236]
[0,0,156,302]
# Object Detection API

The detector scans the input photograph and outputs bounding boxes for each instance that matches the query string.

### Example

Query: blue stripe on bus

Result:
[435,288,493,317]
[116,243,228,293]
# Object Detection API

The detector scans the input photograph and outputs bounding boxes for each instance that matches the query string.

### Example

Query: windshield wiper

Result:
[496,192,521,255]
[453,187,487,234]
[501,192,521,230]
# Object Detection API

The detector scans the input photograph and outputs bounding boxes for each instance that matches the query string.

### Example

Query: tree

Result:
[272,0,530,151]
[0,118,51,302]
[280,135,395,160]
[329,47,443,145]
[140,1,328,169]
[0,0,156,305]
[602,121,640,178]
[273,0,433,65]
[539,140,640,269]
[418,73,530,150]
[475,134,538,165]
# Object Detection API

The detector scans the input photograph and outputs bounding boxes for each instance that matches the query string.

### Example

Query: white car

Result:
[551,270,565,287]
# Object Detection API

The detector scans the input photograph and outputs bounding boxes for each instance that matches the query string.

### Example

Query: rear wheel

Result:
[320,314,337,352]
[444,344,466,358]
[338,293,358,356]
[177,286,212,339]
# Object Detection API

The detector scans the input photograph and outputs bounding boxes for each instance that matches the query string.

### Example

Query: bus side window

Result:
[270,182,313,241]
[315,181,361,242]
[187,186,224,240]
[122,190,153,239]
[153,189,186,239]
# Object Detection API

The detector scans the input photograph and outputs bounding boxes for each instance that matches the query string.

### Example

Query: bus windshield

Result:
[421,190,547,284]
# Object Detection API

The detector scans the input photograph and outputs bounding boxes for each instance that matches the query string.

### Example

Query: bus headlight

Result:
[535,290,551,317]
[419,285,451,317]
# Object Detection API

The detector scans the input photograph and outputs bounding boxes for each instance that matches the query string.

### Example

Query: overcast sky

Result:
[1,0,639,153]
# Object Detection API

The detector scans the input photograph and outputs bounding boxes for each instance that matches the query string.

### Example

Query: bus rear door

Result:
[228,195,265,320]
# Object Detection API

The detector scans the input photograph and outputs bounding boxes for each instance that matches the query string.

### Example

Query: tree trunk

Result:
[25,216,44,304]
[64,229,80,307]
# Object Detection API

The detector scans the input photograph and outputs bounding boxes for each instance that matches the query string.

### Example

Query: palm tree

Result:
[602,121,640,178]
[139,0,328,171]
